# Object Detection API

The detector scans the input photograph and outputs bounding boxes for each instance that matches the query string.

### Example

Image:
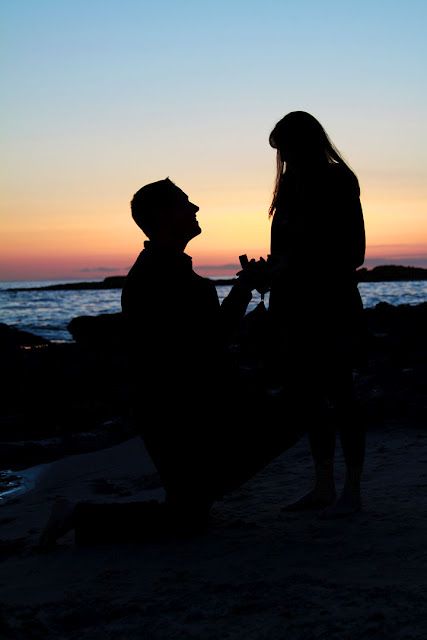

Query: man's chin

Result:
[185,225,202,243]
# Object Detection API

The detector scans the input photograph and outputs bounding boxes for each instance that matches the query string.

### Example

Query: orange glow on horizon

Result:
[2,241,427,281]
[2,181,426,280]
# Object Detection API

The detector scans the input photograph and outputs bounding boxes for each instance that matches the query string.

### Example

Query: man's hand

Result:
[236,256,271,293]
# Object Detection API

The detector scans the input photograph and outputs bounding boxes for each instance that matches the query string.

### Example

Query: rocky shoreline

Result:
[1,300,426,470]
[1,304,427,639]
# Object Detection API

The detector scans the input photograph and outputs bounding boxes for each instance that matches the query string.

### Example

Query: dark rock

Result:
[67,313,124,348]
[0,417,135,469]
[0,323,49,350]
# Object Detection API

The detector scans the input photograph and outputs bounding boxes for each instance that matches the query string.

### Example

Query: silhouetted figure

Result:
[39,178,301,546]
[266,111,366,516]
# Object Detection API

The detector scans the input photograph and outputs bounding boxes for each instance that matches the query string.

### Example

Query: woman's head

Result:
[269,111,338,165]
[268,111,351,216]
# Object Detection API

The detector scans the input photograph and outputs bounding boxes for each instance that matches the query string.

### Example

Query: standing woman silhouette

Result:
[267,111,366,516]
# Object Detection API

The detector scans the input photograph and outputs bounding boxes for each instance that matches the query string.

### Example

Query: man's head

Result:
[130,178,201,246]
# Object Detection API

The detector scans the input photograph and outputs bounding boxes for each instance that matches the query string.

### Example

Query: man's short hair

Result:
[130,177,180,236]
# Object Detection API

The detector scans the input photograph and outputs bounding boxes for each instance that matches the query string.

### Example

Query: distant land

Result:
[7,265,427,292]
[7,275,237,291]
[355,265,427,282]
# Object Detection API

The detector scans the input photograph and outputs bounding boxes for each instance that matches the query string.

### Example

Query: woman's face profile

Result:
[278,135,304,166]
[278,128,324,168]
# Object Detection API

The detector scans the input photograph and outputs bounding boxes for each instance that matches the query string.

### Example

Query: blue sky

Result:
[2,0,427,278]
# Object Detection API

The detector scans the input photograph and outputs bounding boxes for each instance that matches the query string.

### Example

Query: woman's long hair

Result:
[268,111,353,217]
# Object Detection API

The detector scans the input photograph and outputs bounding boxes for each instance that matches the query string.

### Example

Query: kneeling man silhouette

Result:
[40,178,302,547]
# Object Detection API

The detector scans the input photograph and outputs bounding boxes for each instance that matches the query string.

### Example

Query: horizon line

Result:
[2,261,427,284]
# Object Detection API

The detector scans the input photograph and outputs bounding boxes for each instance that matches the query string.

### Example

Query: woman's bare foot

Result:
[282,488,336,512]
[319,490,362,519]
[38,498,76,548]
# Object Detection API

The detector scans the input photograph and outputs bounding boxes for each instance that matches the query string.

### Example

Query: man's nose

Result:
[191,202,199,213]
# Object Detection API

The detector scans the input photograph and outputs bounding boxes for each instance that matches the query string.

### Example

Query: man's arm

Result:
[219,277,253,342]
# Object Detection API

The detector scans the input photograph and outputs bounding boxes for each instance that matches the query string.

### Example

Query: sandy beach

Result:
[1,422,427,639]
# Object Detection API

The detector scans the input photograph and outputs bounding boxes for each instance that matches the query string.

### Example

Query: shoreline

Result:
[1,300,426,471]
[0,463,48,503]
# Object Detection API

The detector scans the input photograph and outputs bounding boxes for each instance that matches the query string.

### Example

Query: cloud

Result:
[196,263,239,271]
[77,266,127,273]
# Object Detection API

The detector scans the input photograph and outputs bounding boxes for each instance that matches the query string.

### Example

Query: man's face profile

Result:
[166,186,201,241]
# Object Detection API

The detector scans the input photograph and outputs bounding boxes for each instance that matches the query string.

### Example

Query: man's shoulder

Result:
[191,271,218,293]
[125,250,157,281]
[121,251,155,305]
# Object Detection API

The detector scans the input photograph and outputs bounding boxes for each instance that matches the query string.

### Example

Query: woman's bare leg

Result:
[321,369,365,518]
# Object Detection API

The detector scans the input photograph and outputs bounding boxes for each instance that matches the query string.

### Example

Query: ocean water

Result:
[1,279,427,342]
[0,465,46,503]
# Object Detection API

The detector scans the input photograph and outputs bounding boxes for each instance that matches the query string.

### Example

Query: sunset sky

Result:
[2,0,427,280]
